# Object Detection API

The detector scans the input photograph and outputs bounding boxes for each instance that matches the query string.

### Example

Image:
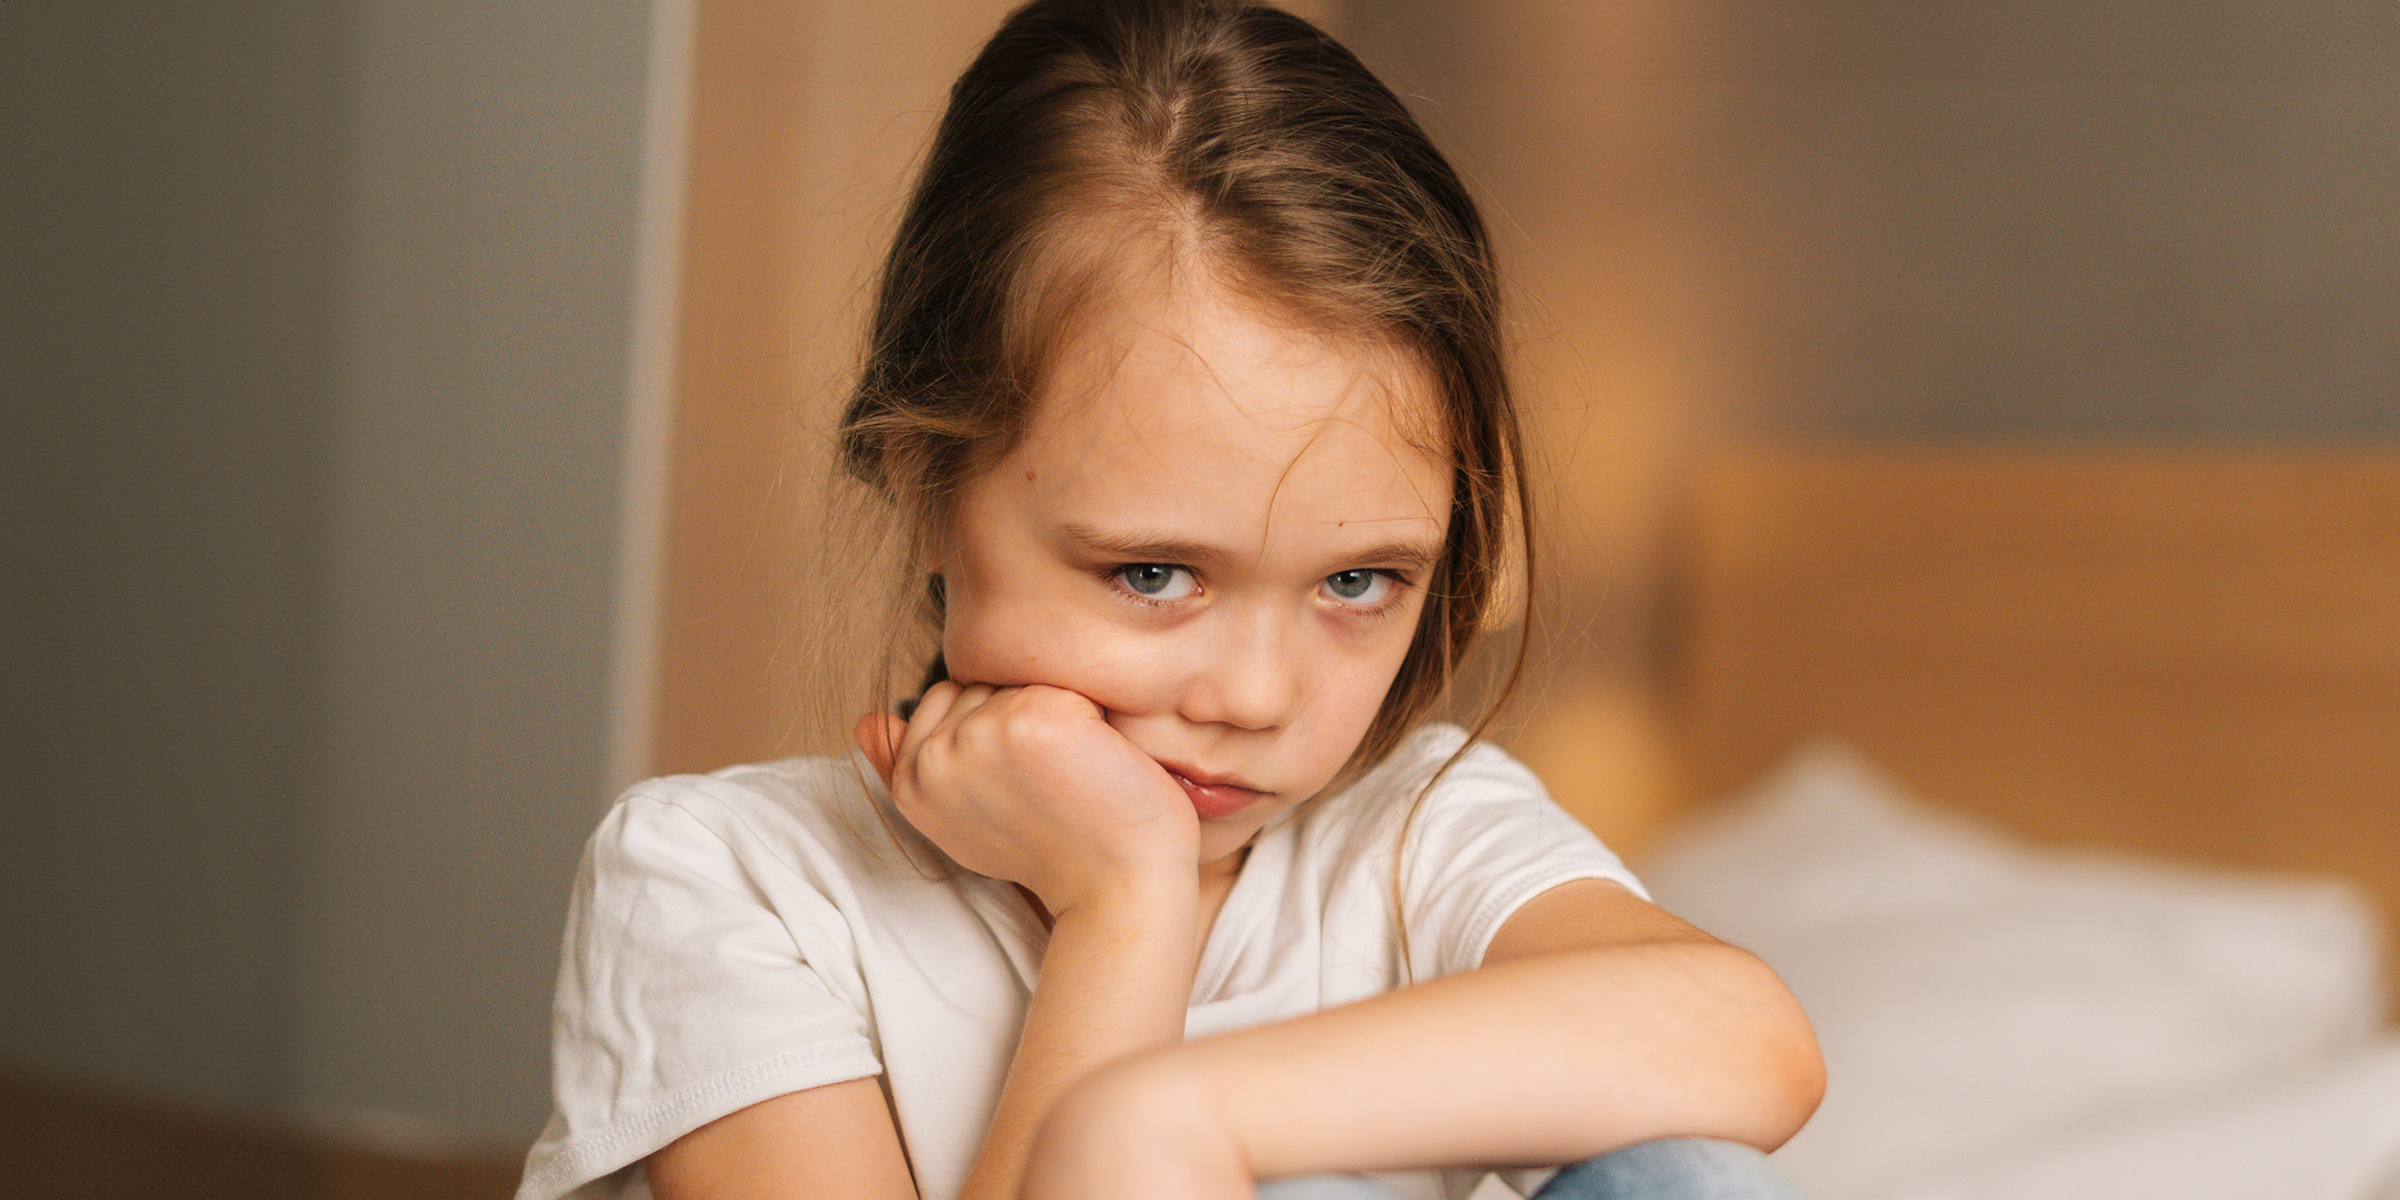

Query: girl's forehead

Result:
[988,282,1452,559]
[1029,282,1442,462]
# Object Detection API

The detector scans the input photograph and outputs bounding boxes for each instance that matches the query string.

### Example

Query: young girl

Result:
[519,3,1822,1199]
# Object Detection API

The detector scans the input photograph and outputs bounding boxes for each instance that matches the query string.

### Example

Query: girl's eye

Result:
[1322,569,1396,608]
[1115,563,1197,601]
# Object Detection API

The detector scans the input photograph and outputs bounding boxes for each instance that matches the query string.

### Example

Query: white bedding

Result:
[1640,742,2400,1200]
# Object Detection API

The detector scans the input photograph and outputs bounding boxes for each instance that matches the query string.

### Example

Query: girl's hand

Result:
[855,682,1200,915]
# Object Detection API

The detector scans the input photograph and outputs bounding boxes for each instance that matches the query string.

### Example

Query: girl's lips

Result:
[1160,763,1262,820]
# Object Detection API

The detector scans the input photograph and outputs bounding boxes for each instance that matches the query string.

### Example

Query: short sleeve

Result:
[1394,734,1649,981]
[517,786,883,1200]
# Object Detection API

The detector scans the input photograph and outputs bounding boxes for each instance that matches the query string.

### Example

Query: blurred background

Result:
[4,2,2393,1196]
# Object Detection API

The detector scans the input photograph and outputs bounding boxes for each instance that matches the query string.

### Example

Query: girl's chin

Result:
[1198,820,1269,867]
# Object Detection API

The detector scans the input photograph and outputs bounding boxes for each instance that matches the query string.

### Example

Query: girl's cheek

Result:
[1046,629,1184,714]
[944,605,1173,709]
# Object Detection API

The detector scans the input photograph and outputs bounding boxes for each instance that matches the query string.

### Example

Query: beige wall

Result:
[653,0,1026,775]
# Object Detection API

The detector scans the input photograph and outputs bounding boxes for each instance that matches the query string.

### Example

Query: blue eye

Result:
[1116,564,1197,600]
[1323,569,1394,607]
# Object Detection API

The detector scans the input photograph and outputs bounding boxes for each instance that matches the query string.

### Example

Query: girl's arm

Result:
[1021,879,1826,1200]
[649,882,1198,1200]
[653,684,1206,1200]
[948,872,1202,1200]
[648,1078,915,1200]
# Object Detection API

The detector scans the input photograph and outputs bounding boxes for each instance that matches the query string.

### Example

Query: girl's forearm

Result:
[956,876,1203,1200]
[1035,937,1822,1193]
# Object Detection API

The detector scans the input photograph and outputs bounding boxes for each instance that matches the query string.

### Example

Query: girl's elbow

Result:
[1724,948,1825,1151]
[1752,1018,1825,1152]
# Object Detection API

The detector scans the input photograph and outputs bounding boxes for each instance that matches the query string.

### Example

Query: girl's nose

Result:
[1181,608,1301,731]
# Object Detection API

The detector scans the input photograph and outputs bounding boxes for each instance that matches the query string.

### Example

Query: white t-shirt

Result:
[518,724,1644,1200]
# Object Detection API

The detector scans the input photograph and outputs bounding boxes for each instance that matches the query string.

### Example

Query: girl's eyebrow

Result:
[1060,521,1442,572]
[1060,522,1226,567]
[1345,537,1443,573]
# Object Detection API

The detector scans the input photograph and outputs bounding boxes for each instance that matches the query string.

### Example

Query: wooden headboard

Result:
[1663,449,2400,1015]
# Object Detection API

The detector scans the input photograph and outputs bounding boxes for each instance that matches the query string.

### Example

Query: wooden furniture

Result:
[1662,449,2400,1018]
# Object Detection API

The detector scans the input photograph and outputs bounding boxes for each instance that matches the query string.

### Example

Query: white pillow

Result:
[1884,1037,2400,1200]
[1640,741,2386,1200]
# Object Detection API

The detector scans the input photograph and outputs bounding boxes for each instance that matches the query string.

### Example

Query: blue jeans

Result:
[1255,1138,1804,1200]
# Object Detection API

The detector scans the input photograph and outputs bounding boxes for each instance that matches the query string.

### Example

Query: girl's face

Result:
[938,281,1449,871]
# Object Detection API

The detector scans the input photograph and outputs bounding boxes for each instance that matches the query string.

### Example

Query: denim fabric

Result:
[1255,1174,1420,1200]
[1535,1139,1805,1200]
[1255,1138,1804,1200]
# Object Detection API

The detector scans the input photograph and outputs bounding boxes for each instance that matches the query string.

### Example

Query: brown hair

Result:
[838,0,1531,780]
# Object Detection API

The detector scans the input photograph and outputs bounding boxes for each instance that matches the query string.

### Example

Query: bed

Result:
[1624,449,2400,1199]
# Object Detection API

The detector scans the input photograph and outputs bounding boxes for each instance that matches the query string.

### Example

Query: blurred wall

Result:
[650,0,1020,775]
[1346,0,2400,844]
[4,0,344,1120]
[2,0,664,1148]
[1678,1,2396,443]
[1354,2,2398,448]
[296,0,657,1145]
